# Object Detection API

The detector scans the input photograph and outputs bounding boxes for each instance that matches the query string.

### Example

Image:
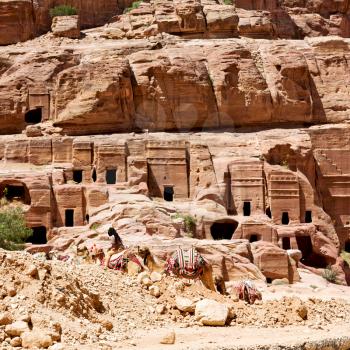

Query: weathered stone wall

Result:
[0,38,349,135]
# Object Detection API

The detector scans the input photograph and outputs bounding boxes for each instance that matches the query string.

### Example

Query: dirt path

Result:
[120,324,350,350]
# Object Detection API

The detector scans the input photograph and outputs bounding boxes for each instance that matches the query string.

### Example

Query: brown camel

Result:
[136,246,217,292]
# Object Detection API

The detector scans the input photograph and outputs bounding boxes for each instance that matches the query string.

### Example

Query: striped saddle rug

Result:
[233,280,262,304]
[165,247,205,279]
[102,250,142,271]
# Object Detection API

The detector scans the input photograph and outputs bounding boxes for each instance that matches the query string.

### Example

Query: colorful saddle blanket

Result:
[102,250,142,271]
[165,247,205,279]
[233,280,262,305]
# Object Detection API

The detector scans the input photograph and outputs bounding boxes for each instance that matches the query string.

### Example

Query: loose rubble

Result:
[0,249,349,349]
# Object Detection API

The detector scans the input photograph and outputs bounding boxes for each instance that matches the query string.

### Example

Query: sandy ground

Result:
[120,324,350,350]
[258,269,350,302]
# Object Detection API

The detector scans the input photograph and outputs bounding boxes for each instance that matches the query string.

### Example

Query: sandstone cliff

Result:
[0,0,349,287]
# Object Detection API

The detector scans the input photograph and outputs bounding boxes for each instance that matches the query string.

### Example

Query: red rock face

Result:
[0,0,35,45]
[32,0,121,33]
[0,0,349,284]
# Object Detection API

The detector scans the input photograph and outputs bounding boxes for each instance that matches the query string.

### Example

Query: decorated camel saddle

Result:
[233,279,262,305]
[89,244,143,272]
[165,247,205,279]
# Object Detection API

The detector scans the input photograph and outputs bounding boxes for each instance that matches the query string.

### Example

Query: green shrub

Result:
[223,0,233,4]
[50,5,78,17]
[322,265,338,284]
[183,215,196,237]
[90,223,101,231]
[123,1,142,14]
[172,213,196,237]
[0,207,32,250]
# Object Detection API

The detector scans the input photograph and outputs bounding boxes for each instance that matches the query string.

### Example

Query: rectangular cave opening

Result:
[106,169,117,185]
[73,170,83,184]
[163,186,174,202]
[25,107,42,124]
[345,240,350,253]
[305,210,312,223]
[296,235,313,260]
[27,226,47,245]
[65,209,74,227]
[282,212,290,225]
[243,201,251,216]
[249,234,260,243]
[282,237,291,250]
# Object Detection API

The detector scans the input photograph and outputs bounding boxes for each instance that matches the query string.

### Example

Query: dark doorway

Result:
[65,209,74,227]
[4,185,28,204]
[85,214,89,224]
[266,277,272,284]
[243,201,251,216]
[296,235,313,261]
[164,186,174,202]
[266,207,271,218]
[210,220,238,240]
[73,170,83,184]
[249,234,260,243]
[25,108,42,124]
[92,168,97,182]
[305,210,312,223]
[345,240,350,253]
[5,185,25,201]
[106,169,117,184]
[1,182,30,205]
[27,226,47,245]
[282,212,289,225]
[282,237,291,250]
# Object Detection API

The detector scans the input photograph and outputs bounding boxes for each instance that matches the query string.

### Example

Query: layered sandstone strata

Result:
[0,0,349,287]
[0,37,349,135]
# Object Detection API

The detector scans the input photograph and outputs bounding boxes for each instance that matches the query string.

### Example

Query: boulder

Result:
[10,336,22,347]
[0,312,13,326]
[251,241,300,283]
[5,321,30,337]
[150,271,162,282]
[21,331,53,349]
[175,296,196,313]
[160,330,175,344]
[287,249,302,263]
[195,299,229,326]
[149,285,161,297]
[51,15,81,39]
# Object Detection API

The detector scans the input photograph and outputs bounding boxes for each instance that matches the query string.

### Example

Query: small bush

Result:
[223,0,233,4]
[90,223,101,231]
[50,5,78,17]
[0,207,32,250]
[322,265,338,284]
[123,1,142,14]
[183,215,196,237]
[172,213,196,237]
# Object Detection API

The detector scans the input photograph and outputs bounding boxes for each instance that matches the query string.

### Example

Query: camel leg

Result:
[200,264,216,291]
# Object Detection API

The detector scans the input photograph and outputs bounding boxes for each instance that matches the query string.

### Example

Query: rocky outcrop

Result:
[51,15,81,39]
[0,37,349,134]
[53,56,134,135]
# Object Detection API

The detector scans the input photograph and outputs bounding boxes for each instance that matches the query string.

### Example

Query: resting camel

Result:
[89,244,144,274]
[136,246,217,292]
